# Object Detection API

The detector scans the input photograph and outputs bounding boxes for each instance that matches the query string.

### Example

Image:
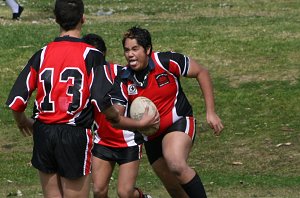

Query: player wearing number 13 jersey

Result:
[5,1,122,197]
[5,35,115,178]
[6,37,112,127]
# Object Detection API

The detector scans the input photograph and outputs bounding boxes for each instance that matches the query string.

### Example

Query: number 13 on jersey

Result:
[38,67,85,115]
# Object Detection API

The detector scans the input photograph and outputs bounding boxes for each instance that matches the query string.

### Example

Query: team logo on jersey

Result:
[128,84,138,95]
[156,73,170,87]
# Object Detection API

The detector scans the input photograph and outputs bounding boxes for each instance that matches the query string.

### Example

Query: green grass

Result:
[1,0,299,197]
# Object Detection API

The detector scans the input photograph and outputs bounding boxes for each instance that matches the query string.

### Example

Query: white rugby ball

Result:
[130,96,159,136]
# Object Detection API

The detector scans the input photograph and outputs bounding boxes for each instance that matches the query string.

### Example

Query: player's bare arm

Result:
[102,105,121,124]
[187,58,224,135]
[12,110,34,136]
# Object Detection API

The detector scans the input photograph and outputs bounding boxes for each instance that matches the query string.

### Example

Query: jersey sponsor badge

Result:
[128,84,138,95]
[156,73,170,87]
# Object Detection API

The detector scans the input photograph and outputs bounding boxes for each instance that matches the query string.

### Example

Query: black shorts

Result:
[31,120,93,179]
[144,117,196,165]
[92,144,142,165]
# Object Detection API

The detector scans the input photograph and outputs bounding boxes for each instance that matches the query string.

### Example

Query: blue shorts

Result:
[31,120,93,179]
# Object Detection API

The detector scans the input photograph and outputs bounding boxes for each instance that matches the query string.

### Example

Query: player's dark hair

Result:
[82,33,107,54]
[122,26,152,55]
[54,0,84,31]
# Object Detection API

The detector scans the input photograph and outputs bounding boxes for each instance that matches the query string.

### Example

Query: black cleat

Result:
[12,5,24,20]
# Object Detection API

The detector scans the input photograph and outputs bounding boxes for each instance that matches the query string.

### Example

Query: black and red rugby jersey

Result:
[111,51,193,139]
[6,36,113,128]
[93,62,144,148]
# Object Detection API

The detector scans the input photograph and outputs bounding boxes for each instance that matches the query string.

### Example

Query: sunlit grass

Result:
[0,0,299,197]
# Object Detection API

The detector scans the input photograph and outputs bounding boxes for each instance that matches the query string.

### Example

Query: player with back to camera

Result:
[5,0,158,197]
[82,33,152,198]
[110,26,224,198]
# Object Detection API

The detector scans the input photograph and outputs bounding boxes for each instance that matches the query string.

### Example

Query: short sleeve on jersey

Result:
[6,50,42,112]
[87,50,114,112]
[156,51,190,77]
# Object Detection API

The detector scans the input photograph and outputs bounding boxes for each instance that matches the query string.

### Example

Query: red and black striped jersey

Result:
[6,36,113,128]
[93,62,144,148]
[111,51,193,140]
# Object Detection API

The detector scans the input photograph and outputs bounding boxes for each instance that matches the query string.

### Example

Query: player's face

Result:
[123,38,150,71]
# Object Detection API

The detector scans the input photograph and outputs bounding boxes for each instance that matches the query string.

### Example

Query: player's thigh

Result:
[92,156,115,189]
[162,132,196,183]
[117,160,140,190]
[39,171,63,198]
[162,131,192,162]
[60,174,91,198]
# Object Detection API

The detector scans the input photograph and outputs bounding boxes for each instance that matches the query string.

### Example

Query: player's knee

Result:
[117,187,134,198]
[167,160,188,177]
[93,185,108,198]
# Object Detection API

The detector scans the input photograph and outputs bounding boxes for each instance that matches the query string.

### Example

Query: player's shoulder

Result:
[82,42,98,50]
[104,62,124,78]
[151,51,174,68]
[26,46,46,69]
[113,65,131,84]
[105,62,124,73]
[154,50,185,60]
[107,62,124,68]
[84,45,104,59]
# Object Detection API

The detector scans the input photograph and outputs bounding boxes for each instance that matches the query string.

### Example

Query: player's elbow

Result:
[103,106,120,124]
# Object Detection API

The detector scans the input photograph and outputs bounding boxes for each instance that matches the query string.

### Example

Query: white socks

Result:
[5,0,19,13]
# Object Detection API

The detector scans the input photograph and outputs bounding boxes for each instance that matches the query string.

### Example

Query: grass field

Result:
[0,0,299,197]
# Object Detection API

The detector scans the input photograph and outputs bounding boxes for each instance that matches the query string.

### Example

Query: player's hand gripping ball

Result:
[130,96,160,136]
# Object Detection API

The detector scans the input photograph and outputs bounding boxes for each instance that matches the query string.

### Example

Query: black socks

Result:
[181,173,207,198]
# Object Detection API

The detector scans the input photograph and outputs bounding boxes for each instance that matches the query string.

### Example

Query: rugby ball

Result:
[130,96,159,136]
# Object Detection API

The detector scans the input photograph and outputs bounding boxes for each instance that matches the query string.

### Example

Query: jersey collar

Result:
[54,36,83,42]
[121,57,155,88]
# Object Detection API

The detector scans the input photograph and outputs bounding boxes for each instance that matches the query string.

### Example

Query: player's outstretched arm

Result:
[12,110,34,136]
